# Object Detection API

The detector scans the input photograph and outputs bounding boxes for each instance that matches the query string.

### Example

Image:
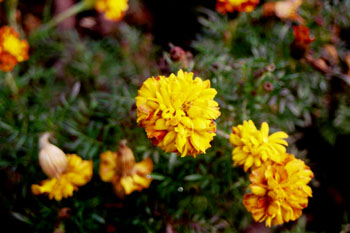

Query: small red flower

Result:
[293,25,315,45]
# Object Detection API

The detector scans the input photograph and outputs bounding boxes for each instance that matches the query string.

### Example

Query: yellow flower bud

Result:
[38,133,68,178]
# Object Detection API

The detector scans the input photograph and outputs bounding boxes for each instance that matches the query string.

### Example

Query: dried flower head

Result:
[216,0,259,14]
[136,70,221,157]
[0,26,29,72]
[99,140,153,198]
[230,120,288,171]
[95,0,128,21]
[243,154,314,227]
[32,134,93,201]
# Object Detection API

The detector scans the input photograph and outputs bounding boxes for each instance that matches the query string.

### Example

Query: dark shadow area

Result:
[143,0,216,49]
[297,127,350,233]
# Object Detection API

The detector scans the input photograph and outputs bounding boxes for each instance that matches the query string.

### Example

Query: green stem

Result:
[6,0,19,31]
[5,72,18,95]
[40,1,93,31]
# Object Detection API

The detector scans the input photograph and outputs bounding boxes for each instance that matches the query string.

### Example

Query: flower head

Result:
[293,25,315,45]
[95,0,128,21]
[263,0,304,23]
[32,134,93,201]
[99,140,153,198]
[243,154,314,227]
[0,26,29,72]
[136,70,221,157]
[290,25,315,59]
[230,120,288,171]
[216,0,260,14]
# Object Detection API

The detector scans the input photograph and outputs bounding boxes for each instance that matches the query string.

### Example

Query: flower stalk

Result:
[5,0,18,31]
[4,72,18,95]
[40,0,94,31]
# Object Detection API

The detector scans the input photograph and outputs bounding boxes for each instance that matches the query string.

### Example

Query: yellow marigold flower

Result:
[243,153,314,227]
[31,134,93,201]
[216,0,260,14]
[99,140,153,198]
[0,26,29,72]
[230,120,288,171]
[95,0,128,22]
[32,155,93,201]
[136,70,221,157]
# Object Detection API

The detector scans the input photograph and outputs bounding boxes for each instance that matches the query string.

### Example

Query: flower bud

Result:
[170,46,186,62]
[38,133,68,178]
[116,140,136,176]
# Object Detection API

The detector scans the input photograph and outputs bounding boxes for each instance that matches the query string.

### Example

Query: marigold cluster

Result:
[32,154,93,201]
[230,121,313,226]
[95,0,129,22]
[216,0,260,14]
[99,141,153,198]
[229,120,288,171]
[0,26,29,72]
[136,70,221,157]
[243,153,313,227]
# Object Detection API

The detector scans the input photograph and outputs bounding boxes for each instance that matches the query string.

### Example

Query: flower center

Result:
[3,35,22,57]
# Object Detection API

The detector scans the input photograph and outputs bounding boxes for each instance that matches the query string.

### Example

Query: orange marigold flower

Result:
[136,70,221,157]
[230,120,288,171]
[95,0,128,22]
[243,153,314,227]
[99,140,153,198]
[31,133,93,201]
[293,25,315,45]
[0,26,29,72]
[290,25,315,59]
[216,0,259,14]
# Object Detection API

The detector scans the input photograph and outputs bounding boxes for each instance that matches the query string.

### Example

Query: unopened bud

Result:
[170,46,186,62]
[117,140,136,176]
[263,82,274,92]
[39,133,68,178]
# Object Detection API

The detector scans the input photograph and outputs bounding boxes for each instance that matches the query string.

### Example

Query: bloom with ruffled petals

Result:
[216,0,259,14]
[99,141,153,198]
[243,153,313,227]
[0,26,29,72]
[136,70,221,157]
[95,0,128,21]
[230,120,288,171]
[32,154,93,201]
